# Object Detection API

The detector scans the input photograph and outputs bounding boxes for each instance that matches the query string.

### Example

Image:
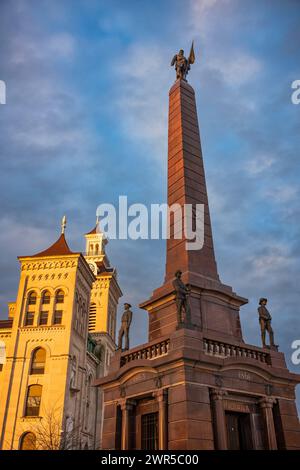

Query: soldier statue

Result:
[258,298,276,348]
[172,270,191,325]
[171,42,195,81]
[117,303,133,351]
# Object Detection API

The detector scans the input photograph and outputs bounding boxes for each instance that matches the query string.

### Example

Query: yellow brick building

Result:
[0,218,122,450]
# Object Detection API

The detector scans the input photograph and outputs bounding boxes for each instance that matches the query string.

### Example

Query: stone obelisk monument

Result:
[96,46,300,451]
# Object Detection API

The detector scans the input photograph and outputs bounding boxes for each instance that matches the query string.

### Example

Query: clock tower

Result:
[84,217,109,275]
[84,220,122,342]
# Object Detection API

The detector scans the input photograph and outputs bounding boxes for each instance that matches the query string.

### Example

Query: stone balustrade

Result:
[203,338,271,365]
[120,338,170,367]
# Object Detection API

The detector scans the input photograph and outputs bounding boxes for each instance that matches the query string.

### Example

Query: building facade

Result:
[0,220,122,450]
[96,76,300,450]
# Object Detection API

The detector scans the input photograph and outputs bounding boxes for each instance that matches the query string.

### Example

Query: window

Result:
[28,292,37,305]
[141,413,159,450]
[41,291,51,305]
[0,341,6,366]
[53,310,63,325]
[30,348,46,374]
[39,311,48,326]
[81,302,86,335]
[25,312,34,326]
[88,303,96,332]
[55,290,64,304]
[70,356,77,389]
[19,432,36,450]
[25,384,42,416]
[95,243,99,254]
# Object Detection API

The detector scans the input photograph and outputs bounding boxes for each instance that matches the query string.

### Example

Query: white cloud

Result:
[188,0,233,39]
[245,153,275,175]
[207,53,262,87]
[10,32,76,65]
[265,186,298,204]
[47,33,76,59]
[0,218,53,256]
[111,43,169,160]
[250,244,292,277]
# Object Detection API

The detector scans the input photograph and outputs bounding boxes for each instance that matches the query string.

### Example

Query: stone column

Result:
[120,399,135,450]
[210,389,228,450]
[153,389,168,450]
[259,397,277,450]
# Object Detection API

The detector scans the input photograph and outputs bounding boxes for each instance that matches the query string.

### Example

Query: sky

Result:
[0,0,300,409]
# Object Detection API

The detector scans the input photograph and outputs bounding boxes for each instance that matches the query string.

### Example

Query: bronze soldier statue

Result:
[172,270,191,325]
[118,303,133,350]
[171,43,195,81]
[171,49,189,80]
[258,298,275,348]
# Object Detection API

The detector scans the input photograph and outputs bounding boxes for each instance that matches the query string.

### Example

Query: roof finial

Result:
[61,215,67,234]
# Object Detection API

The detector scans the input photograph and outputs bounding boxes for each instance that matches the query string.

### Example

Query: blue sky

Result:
[0,0,300,408]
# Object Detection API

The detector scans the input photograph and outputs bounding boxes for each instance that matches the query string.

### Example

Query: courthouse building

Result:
[96,66,300,450]
[0,220,122,450]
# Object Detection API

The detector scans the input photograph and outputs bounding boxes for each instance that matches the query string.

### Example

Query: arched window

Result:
[19,432,36,450]
[25,291,37,326]
[55,290,64,304]
[53,290,64,325]
[90,244,94,255]
[25,385,42,416]
[28,291,37,305]
[95,243,99,255]
[41,290,51,305]
[30,348,46,374]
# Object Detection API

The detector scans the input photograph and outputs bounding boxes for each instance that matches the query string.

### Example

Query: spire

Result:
[61,215,67,234]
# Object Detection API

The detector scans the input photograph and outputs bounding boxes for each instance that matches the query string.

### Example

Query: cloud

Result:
[264,186,298,204]
[248,243,292,278]
[10,32,76,65]
[47,32,76,59]
[110,43,169,159]
[245,153,275,175]
[207,53,262,87]
[189,0,233,38]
